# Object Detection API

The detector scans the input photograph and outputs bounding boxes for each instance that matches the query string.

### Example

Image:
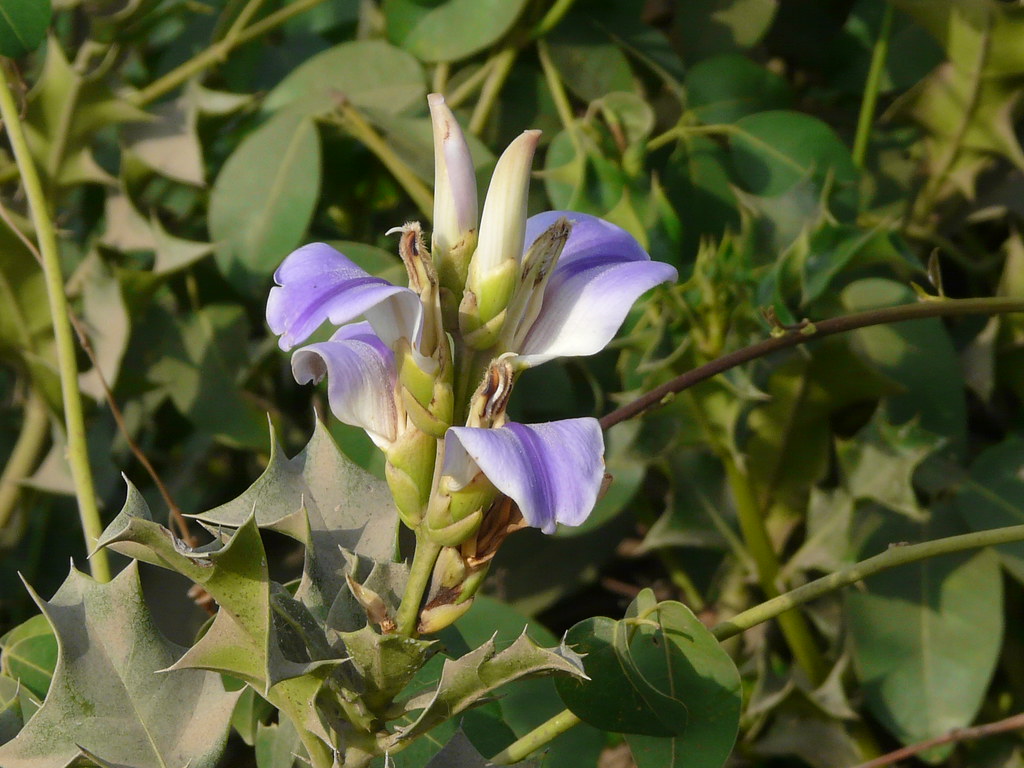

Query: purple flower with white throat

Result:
[266,93,677,534]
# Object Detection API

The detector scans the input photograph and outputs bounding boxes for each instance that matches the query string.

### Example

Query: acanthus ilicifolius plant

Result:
[267,93,678,638]
[0,94,677,768]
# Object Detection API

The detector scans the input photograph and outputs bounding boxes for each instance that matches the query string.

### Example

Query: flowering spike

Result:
[428,93,478,292]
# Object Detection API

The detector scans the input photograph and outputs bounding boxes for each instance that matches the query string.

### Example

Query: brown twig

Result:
[849,712,1024,768]
[66,312,197,548]
[599,297,1024,430]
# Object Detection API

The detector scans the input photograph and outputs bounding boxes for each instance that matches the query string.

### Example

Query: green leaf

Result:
[671,0,777,60]
[264,40,426,118]
[558,591,741,767]
[0,0,50,58]
[0,564,239,768]
[391,633,587,746]
[547,16,636,102]
[730,110,857,196]
[423,731,497,768]
[685,54,792,124]
[841,279,968,452]
[122,96,205,186]
[193,420,399,605]
[847,506,1003,751]
[256,719,302,768]
[0,615,55,700]
[148,304,267,448]
[0,673,41,745]
[955,436,1024,583]
[837,413,946,519]
[209,108,321,290]
[384,0,530,63]
[77,253,130,401]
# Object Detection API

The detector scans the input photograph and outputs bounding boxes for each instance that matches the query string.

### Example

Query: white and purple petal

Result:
[266,242,422,351]
[514,212,677,366]
[443,418,605,534]
[291,322,399,446]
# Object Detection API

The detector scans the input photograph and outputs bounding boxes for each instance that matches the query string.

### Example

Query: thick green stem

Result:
[851,3,894,169]
[0,67,110,581]
[395,534,443,636]
[530,0,579,37]
[490,709,582,765]
[129,0,332,107]
[714,522,1024,641]
[600,296,1024,430]
[725,459,829,684]
[335,102,434,220]
[0,389,49,531]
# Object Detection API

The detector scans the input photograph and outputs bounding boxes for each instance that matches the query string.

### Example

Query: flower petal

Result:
[291,322,399,446]
[515,212,677,366]
[443,419,604,534]
[267,242,422,350]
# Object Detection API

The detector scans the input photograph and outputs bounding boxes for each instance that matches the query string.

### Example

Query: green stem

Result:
[395,534,443,636]
[468,47,517,136]
[335,102,434,220]
[600,296,1024,430]
[725,458,829,684]
[222,0,269,43]
[714,522,1024,640]
[537,40,580,152]
[530,0,579,37]
[851,3,894,169]
[0,67,110,581]
[0,389,49,531]
[490,709,582,765]
[129,0,332,107]
[446,57,498,109]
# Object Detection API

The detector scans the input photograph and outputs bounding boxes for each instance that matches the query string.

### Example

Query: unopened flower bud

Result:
[465,129,541,331]
[429,93,478,293]
[384,428,437,527]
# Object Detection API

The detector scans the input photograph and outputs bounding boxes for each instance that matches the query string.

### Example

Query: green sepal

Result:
[385,429,437,527]
[424,509,483,547]
[473,259,517,326]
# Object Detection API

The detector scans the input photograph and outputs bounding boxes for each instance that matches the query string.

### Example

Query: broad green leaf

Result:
[0,615,55,700]
[391,633,586,746]
[209,109,321,290]
[547,16,636,102]
[685,54,792,124]
[0,0,50,58]
[264,40,425,118]
[384,0,530,63]
[800,223,913,304]
[730,110,857,196]
[0,564,239,768]
[231,686,275,746]
[955,436,1024,583]
[663,134,739,252]
[558,590,741,767]
[842,279,968,452]
[847,506,1003,750]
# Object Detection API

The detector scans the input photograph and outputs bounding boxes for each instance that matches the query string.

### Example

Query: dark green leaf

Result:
[730,110,857,196]
[685,54,792,124]
[0,615,55,700]
[547,17,636,102]
[0,0,50,58]
[384,0,530,63]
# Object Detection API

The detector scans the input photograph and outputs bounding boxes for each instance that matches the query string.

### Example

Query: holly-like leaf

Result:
[0,563,239,768]
[194,420,399,603]
[0,673,41,745]
[390,633,587,746]
[122,96,205,186]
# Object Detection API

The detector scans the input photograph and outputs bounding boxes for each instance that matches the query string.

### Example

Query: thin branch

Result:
[849,712,1024,768]
[600,296,1024,430]
[66,313,196,548]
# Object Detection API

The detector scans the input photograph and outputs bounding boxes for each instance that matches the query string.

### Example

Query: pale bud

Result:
[428,93,478,291]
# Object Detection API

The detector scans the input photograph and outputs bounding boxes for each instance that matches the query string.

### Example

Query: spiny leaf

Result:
[0,563,239,768]
[391,633,587,745]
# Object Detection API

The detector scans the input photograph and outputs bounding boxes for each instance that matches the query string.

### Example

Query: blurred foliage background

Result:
[1,0,1024,765]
